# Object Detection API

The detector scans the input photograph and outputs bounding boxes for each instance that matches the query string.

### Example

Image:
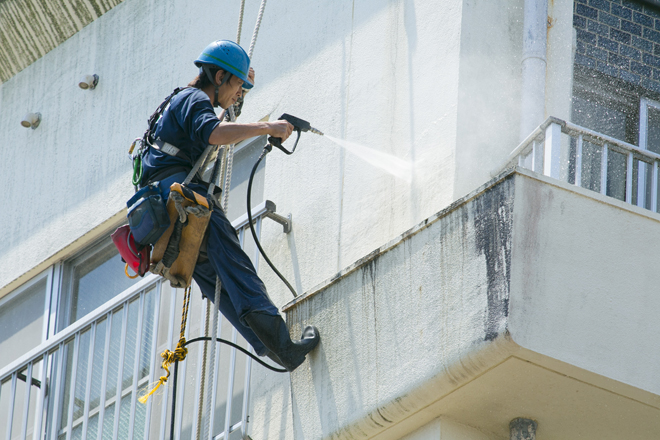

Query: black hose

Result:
[184,336,287,373]
[246,145,298,298]
[169,361,179,440]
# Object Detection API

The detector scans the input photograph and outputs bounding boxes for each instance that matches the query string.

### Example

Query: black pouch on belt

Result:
[126,182,171,246]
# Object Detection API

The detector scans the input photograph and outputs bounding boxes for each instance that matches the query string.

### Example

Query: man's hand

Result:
[247,67,255,87]
[267,120,294,142]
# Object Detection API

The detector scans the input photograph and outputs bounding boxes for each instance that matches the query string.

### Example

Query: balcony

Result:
[269,165,660,440]
[0,202,287,440]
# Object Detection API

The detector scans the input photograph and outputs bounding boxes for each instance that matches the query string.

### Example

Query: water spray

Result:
[248,113,412,297]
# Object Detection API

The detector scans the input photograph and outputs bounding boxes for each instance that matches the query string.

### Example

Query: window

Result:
[636,98,660,210]
[225,135,267,222]
[58,236,141,331]
[571,70,641,200]
[0,272,49,370]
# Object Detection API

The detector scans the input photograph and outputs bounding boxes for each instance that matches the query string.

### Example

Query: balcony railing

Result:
[0,201,288,440]
[498,117,660,213]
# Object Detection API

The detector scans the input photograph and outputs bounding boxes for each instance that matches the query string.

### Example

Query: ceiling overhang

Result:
[0,0,124,83]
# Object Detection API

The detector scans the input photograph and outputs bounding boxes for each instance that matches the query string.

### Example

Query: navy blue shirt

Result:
[142,87,220,183]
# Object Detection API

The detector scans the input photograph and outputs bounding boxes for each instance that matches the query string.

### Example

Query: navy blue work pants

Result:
[160,175,279,356]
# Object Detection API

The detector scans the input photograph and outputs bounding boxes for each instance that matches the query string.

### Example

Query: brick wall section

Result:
[574,0,660,93]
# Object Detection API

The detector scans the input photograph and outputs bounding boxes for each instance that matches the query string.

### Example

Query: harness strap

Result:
[152,139,192,162]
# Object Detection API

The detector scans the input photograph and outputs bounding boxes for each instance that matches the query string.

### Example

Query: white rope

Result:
[236,0,246,45]
[201,144,229,440]
[221,106,237,211]
[200,3,268,438]
[248,0,268,58]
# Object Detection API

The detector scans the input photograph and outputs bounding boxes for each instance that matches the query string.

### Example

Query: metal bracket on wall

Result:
[232,200,292,234]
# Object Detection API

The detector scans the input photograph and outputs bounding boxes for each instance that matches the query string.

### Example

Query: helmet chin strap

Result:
[203,67,232,108]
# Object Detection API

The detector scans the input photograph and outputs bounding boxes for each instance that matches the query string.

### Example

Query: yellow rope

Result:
[124,263,139,279]
[139,285,192,404]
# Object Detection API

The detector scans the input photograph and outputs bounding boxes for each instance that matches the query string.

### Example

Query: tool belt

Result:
[150,183,213,288]
[116,123,220,285]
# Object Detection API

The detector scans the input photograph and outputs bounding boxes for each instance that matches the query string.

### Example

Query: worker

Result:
[140,40,320,371]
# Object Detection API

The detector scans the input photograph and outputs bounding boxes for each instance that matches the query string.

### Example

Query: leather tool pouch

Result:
[150,183,212,288]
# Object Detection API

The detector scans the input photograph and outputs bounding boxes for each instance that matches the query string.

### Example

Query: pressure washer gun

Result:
[267,113,324,155]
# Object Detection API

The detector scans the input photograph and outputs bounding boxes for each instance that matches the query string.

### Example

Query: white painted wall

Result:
[0,0,535,303]
[0,0,469,299]
[453,0,524,200]
[509,171,660,397]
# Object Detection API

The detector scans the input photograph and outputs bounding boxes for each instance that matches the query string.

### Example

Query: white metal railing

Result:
[498,117,660,212]
[0,202,288,440]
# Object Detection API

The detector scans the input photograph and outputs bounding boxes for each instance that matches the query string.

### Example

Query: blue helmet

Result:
[194,40,253,89]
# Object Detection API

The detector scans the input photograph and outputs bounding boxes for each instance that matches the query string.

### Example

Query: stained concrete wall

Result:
[269,173,516,440]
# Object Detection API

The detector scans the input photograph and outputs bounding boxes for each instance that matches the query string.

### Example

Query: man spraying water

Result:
[138,40,320,372]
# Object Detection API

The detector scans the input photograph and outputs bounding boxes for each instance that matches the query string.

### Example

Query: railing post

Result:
[575,135,583,187]
[532,141,540,173]
[544,122,562,179]
[628,153,636,205]
[653,161,659,212]
[601,144,609,195]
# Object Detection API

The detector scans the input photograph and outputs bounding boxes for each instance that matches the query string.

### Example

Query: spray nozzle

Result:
[268,113,323,154]
[279,113,324,136]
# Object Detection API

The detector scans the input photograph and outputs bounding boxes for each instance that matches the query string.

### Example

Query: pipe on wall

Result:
[519,0,548,141]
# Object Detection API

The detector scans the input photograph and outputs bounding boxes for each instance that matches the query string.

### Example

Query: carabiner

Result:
[128,138,142,160]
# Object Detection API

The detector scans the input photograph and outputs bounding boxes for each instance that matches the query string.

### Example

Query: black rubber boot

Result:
[245,312,320,372]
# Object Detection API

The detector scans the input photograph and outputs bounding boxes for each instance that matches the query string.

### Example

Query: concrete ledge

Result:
[283,171,517,439]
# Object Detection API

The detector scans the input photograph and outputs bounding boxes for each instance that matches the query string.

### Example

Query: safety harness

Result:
[130,87,191,189]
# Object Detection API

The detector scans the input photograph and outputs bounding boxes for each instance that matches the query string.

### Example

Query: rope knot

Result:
[139,286,192,405]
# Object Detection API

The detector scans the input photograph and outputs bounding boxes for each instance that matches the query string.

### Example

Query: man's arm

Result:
[208,120,294,146]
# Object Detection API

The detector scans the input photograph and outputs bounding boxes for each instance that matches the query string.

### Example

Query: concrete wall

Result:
[275,174,515,440]
[0,0,469,300]
[0,0,542,305]
[453,0,524,200]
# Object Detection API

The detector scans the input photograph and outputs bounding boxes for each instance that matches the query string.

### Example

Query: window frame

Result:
[0,268,53,352]
[55,231,145,334]
[637,98,660,210]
